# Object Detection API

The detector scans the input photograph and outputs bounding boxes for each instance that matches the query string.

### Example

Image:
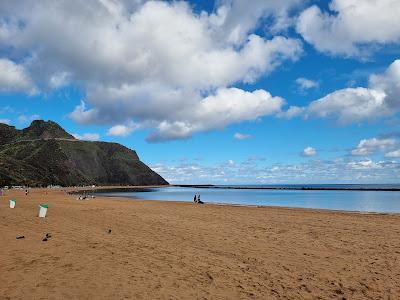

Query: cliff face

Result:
[0,120,168,187]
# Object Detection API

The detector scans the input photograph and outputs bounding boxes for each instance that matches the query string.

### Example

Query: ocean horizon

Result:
[174,183,400,190]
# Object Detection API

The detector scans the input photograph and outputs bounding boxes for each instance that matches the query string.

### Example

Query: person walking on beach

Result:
[193,194,197,203]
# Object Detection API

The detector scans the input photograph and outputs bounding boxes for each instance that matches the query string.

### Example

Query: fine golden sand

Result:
[1,188,400,299]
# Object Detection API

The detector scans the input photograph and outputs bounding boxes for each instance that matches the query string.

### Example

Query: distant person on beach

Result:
[193,194,197,203]
[25,189,28,196]
[197,194,203,204]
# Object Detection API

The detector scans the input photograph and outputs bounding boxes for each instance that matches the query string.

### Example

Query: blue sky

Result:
[1,0,400,184]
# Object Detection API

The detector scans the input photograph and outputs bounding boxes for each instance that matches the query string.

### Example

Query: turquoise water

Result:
[96,185,400,213]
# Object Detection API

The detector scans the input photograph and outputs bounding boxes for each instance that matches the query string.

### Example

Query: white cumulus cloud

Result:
[277,105,305,119]
[301,146,317,157]
[17,114,41,124]
[234,132,252,140]
[307,87,387,124]
[0,59,35,94]
[385,149,400,158]
[297,0,400,57]
[72,133,100,141]
[216,0,303,44]
[0,0,302,142]
[0,118,10,125]
[347,159,381,170]
[351,138,396,156]
[147,87,284,142]
[295,77,319,91]
[107,122,139,137]
[305,59,400,123]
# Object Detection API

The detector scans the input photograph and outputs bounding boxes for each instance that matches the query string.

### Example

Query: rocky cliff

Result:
[0,120,168,187]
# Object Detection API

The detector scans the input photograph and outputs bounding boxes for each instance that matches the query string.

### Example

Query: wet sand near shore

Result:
[1,188,399,299]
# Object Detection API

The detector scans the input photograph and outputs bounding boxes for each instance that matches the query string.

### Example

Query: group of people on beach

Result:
[76,192,95,200]
[193,193,203,204]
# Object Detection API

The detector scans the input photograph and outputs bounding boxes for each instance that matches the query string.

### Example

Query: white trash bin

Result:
[38,204,48,218]
[9,199,16,208]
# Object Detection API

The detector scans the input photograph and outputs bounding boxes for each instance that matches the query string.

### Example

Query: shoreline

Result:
[93,192,400,216]
[73,185,400,215]
[1,188,399,299]
[64,184,400,195]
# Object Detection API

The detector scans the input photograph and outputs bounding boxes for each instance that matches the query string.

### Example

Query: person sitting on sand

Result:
[197,194,203,204]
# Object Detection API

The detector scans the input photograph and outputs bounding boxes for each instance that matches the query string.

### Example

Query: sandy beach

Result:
[1,188,399,299]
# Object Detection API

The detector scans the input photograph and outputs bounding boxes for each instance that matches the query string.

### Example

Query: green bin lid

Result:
[10,199,16,202]
[40,204,49,208]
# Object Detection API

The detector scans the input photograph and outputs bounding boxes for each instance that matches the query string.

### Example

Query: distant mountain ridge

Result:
[0,120,168,187]
[0,120,75,144]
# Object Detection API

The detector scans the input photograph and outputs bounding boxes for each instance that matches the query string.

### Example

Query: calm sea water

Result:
[96,184,400,213]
